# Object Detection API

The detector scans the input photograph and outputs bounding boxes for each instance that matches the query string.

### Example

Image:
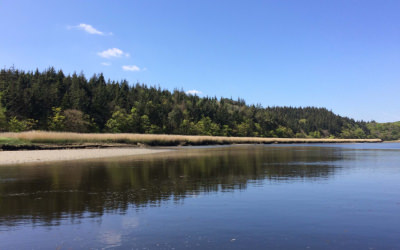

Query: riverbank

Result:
[0,131,382,151]
[0,147,170,165]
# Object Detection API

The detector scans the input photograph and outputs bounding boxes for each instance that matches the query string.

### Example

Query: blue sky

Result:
[1,0,399,122]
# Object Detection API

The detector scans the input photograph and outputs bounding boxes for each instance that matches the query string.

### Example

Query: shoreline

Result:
[1,140,398,166]
[1,131,382,151]
[0,147,171,166]
[0,131,385,165]
[0,138,384,152]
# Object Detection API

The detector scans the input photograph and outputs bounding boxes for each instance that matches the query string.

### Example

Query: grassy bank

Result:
[0,131,382,149]
[0,137,30,146]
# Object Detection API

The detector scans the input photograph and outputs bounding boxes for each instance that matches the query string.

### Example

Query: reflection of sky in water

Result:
[0,144,400,249]
[268,142,400,150]
[99,230,122,248]
[97,214,140,248]
[122,217,140,229]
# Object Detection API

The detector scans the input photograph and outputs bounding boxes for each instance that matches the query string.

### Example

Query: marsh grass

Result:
[0,137,30,145]
[0,131,382,146]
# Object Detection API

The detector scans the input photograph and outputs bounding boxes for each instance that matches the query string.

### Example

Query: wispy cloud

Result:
[101,62,111,66]
[68,23,110,35]
[186,89,202,95]
[98,48,130,59]
[122,65,141,71]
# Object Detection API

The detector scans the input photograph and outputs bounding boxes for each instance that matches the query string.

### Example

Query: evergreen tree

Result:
[0,67,392,139]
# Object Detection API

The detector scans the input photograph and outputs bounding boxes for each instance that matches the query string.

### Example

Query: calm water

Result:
[0,143,399,249]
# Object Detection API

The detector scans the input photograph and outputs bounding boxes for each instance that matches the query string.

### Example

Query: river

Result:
[0,143,399,249]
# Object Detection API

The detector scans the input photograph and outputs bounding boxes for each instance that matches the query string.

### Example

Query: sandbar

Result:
[0,147,170,165]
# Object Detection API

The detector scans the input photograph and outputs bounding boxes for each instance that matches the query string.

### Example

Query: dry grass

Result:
[0,131,382,146]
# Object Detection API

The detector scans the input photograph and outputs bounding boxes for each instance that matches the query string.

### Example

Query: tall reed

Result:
[0,131,382,146]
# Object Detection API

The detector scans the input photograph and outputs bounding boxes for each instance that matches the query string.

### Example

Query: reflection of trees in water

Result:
[0,146,343,226]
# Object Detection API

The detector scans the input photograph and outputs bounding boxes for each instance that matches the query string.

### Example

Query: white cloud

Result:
[101,62,111,66]
[69,23,108,35]
[122,65,141,71]
[186,89,202,95]
[98,48,129,58]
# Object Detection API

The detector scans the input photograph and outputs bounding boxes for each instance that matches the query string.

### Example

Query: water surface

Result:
[0,143,399,249]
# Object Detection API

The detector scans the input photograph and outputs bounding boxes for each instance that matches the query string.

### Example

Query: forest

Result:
[0,67,398,140]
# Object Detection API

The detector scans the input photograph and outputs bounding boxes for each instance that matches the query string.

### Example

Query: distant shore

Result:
[0,131,386,165]
[0,131,382,151]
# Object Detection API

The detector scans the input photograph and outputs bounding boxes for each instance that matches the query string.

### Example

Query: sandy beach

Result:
[0,147,170,165]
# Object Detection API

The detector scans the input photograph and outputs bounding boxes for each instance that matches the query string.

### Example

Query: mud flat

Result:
[0,147,170,165]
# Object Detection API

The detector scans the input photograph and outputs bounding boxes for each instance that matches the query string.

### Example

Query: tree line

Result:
[0,67,395,139]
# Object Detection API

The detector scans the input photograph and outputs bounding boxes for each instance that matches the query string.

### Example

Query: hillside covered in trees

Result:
[0,67,398,140]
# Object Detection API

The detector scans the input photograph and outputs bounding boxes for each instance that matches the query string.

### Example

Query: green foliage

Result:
[8,117,24,132]
[353,128,366,139]
[237,121,252,137]
[140,115,151,133]
[309,131,321,138]
[298,118,307,124]
[48,107,65,131]
[339,125,368,139]
[274,126,294,138]
[149,124,162,134]
[0,92,7,131]
[367,121,400,141]
[221,125,232,136]
[106,108,131,133]
[8,117,37,132]
[0,67,394,139]
[129,107,140,133]
[195,117,220,136]
[0,137,29,145]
